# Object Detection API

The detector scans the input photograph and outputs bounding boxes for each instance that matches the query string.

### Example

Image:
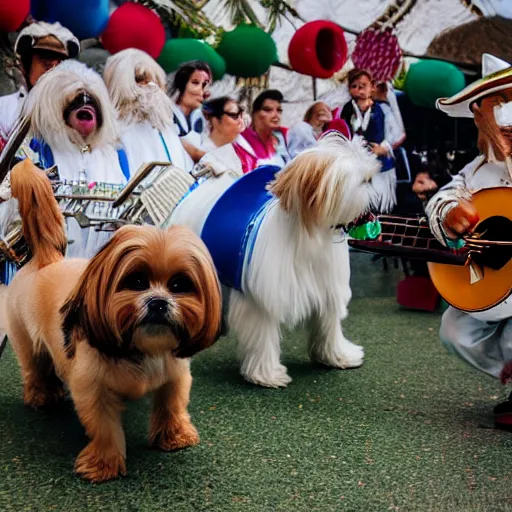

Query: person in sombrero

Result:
[426,53,512,427]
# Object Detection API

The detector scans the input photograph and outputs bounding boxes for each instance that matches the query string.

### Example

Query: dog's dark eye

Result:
[168,274,195,294]
[121,272,150,291]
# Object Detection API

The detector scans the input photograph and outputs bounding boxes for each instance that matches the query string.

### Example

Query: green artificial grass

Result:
[1,253,512,512]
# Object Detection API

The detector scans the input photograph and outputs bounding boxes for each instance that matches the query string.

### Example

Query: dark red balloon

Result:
[100,3,165,59]
[0,0,30,32]
[288,21,348,79]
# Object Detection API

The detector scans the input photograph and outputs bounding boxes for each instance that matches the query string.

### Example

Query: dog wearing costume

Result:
[167,133,379,387]
[19,59,129,258]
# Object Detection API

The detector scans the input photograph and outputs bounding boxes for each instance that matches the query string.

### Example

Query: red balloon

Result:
[100,3,165,59]
[288,21,348,79]
[0,0,30,32]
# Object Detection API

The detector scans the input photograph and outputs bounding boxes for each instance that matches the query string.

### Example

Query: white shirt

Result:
[119,120,194,175]
[0,89,26,145]
[287,121,318,158]
[172,103,206,149]
[198,138,244,177]
[380,102,405,149]
[200,135,218,153]
[50,145,127,185]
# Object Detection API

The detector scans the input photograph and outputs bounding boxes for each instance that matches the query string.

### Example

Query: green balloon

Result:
[157,39,226,80]
[216,24,278,78]
[404,59,466,109]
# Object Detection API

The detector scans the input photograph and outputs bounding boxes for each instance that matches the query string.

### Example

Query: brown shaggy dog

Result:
[1,159,222,482]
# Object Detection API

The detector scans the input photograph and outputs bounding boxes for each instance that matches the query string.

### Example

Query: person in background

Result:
[411,150,451,205]
[201,96,244,151]
[341,68,397,212]
[372,82,406,150]
[0,21,79,151]
[169,60,212,164]
[0,22,79,285]
[287,101,333,157]
[103,48,193,175]
[241,89,290,168]
[198,95,253,175]
[372,81,411,195]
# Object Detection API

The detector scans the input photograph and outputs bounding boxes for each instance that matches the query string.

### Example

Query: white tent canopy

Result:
[201,0,512,125]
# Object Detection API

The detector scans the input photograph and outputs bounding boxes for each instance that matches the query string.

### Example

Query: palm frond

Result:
[220,0,262,27]
[259,0,302,32]
[135,0,220,40]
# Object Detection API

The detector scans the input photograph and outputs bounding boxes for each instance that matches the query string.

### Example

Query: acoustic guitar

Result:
[347,187,512,313]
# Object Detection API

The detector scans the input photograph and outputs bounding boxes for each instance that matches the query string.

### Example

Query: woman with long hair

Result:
[170,60,212,163]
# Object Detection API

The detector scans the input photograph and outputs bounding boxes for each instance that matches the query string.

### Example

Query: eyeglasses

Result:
[223,110,244,120]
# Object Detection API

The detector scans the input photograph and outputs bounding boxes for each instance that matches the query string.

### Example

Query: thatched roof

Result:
[426,16,512,68]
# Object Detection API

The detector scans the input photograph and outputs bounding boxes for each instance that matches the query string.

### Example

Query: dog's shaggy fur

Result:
[103,48,174,132]
[170,133,379,387]
[102,48,193,175]
[1,159,222,482]
[23,59,118,153]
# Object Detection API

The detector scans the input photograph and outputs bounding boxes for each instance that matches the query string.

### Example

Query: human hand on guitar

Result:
[443,199,480,238]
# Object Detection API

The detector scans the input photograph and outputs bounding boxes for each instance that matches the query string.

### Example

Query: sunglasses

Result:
[223,109,244,120]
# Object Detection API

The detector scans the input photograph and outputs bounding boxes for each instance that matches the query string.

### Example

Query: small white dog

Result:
[169,133,379,387]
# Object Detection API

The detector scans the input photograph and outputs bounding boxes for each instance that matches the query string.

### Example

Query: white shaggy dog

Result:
[20,60,127,258]
[169,134,379,387]
[22,59,125,184]
[103,48,193,175]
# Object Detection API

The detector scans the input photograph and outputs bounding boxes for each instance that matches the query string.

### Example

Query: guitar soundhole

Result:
[472,216,512,270]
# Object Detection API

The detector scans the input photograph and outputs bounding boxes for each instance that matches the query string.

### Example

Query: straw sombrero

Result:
[436,54,512,118]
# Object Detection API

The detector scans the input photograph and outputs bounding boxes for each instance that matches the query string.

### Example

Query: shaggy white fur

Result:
[169,134,379,387]
[103,48,193,175]
[20,60,126,258]
[15,21,79,57]
[23,60,119,154]
[103,48,174,132]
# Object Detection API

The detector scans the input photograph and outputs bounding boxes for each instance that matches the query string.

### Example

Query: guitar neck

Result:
[348,214,468,266]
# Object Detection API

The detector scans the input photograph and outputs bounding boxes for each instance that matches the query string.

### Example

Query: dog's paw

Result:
[24,384,65,410]
[150,419,200,452]
[75,444,126,483]
[243,365,292,388]
[314,342,364,369]
[345,342,364,362]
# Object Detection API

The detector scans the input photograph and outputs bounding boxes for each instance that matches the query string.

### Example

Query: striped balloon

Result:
[352,27,402,82]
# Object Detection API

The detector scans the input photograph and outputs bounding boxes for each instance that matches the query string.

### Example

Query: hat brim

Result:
[437,66,512,118]
[31,42,69,58]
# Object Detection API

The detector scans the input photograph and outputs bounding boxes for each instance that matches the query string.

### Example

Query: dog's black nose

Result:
[146,298,169,312]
